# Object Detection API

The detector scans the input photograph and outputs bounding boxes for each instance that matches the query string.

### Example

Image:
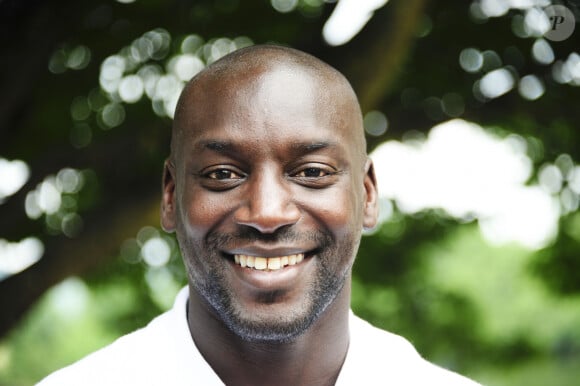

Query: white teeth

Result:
[254,257,267,270]
[268,257,281,270]
[233,253,305,270]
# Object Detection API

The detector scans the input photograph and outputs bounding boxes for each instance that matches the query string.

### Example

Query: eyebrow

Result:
[291,141,339,152]
[200,140,234,152]
[197,140,341,154]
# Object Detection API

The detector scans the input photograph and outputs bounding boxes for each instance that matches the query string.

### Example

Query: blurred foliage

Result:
[1,0,580,385]
[534,212,580,294]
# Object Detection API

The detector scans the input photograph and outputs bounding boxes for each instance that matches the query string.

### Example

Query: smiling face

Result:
[162,46,378,343]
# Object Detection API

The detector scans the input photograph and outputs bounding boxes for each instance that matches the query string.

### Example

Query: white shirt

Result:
[37,287,480,385]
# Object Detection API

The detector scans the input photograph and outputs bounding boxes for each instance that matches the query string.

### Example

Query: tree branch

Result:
[0,192,161,337]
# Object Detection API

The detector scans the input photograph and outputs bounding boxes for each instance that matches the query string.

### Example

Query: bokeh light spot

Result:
[532,38,554,65]
[423,97,445,121]
[524,7,550,37]
[145,29,171,61]
[479,0,509,17]
[322,0,389,46]
[38,178,62,215]
[442,93,465,117]
[48,49,67,74]
[0,158,30,203]
[208,38,238,64]
[25,192,42,219]
[539,164,563,194]
[481,50,502,72]
[564,52,580,85]
[130,37,154,63]
[88,88,109,111]
[47,278,90,319]
[154,74,180,101]
[118,75,144,103]
[100,103,126,129]
[518,74,545,100]
[99,55,126,93]
[415,15,433,38]
[137,226,159,245]
[271,0,298,13]
[170,54,205,81]
[0,237,44,280]
[141,237,171,267]
[556,153,574,177]
[66,45,91,70]
[478,68,515,99]
[560,187,579,213]
[137,66,161,99]
[181,34,204,54]
[511,14,529,38]
[61,213,84,238]
[145,266,181,309]
[459,48,483,73]
[56,168,84,194]
[567,166,580,194]
[364,110,388,137]
[469,2,488,22]
[70,96,91,121]
[233,36,253,49]
[121,238,141,264]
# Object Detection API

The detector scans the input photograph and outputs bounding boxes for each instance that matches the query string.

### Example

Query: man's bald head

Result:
[171,44,367,166]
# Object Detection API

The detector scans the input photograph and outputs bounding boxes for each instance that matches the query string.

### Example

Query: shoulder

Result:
[37,311,178,385]
[344,312,422,370]
[36,288,213,386]
[336,312,481,386]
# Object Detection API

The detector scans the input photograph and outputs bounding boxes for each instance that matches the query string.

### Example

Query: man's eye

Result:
[296,168,329,178]
[206,169,243,180]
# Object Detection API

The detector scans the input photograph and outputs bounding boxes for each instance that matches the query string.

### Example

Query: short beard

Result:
[184,227,351,344]
[199,257,347,343]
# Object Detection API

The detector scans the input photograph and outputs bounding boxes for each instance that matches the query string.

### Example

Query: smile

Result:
[233,253,305,271]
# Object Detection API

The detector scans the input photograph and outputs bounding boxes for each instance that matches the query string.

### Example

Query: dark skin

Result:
[161,46,379,386]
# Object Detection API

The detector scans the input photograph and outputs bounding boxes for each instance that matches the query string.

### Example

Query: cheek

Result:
[299,184,363,238]
[177,186,236,236]
[307,189,362,275]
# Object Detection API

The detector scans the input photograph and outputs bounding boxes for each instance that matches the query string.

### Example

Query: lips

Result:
[233,253,305,271]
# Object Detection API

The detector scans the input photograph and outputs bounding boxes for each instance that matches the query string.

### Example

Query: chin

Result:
[220,272,347,343]
[224,303,322,344]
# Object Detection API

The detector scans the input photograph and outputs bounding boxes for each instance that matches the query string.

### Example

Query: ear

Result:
[161,159,177,232]
[362,159,379,230]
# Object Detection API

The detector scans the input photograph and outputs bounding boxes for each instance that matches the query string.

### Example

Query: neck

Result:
[187,282,351,386]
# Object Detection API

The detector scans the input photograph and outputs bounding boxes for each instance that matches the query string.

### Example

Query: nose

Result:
[234,168,301,233]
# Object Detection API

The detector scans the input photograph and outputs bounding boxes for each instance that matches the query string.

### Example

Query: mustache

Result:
[206,226,333,250]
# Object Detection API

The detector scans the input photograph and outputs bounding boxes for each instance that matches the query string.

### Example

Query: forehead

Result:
[175,65,361,154]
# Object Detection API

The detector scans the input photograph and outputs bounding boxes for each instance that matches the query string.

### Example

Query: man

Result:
[39,45,479,385]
